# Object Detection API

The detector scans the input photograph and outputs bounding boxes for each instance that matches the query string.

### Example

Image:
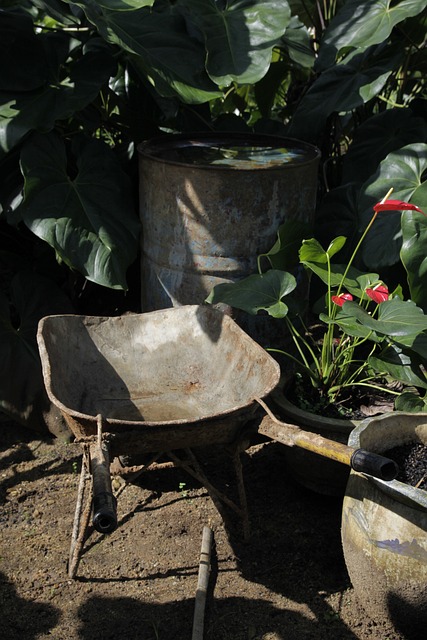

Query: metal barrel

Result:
[138,132,320,346]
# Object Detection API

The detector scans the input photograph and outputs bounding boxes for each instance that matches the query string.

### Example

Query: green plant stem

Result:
[267,348,320,385]
[336,187,394,298]
[330,380,401,396]
[285,317,322,377]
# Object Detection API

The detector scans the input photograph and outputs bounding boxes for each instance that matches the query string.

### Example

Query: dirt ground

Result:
[0,418,408,640]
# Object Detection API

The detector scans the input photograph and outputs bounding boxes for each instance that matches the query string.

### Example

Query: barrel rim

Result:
[137,131,321,171]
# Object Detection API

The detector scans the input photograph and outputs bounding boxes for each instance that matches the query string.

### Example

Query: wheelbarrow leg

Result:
[168,446,250,540]
[231,446,250,540]
[68,446,93,579]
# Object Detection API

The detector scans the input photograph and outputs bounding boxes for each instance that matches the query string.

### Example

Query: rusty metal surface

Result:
[138,133,320,315]
[37,305,280,452]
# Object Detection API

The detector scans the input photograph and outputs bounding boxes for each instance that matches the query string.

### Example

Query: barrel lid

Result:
[138,132,320,170]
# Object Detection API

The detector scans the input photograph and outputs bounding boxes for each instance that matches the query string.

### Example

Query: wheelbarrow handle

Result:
[350,448,398,481]
[90,415,118,534]
[257,412,398,482]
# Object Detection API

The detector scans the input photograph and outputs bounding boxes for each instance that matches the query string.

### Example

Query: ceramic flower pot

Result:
[271,379,360,496]
[341,412,427,639]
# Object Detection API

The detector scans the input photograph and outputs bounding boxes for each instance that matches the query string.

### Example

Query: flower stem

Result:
[336,187,394,297]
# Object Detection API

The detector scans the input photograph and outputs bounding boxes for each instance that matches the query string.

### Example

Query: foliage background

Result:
[0,0,426,430]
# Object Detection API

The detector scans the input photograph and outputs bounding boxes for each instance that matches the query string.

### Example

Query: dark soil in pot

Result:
[286,374,396,421]
[384,442,427,490]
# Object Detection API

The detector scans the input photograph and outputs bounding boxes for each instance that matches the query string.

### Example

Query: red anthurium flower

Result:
[373,199,425,215]
[332,292,353,307]
[366,284,389,304]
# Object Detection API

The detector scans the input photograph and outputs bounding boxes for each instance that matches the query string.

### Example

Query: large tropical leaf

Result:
[359,143,427,269]
[337,298,427,337]
[280,14,315,68]
[318,0,426,69]
[69,0,222,103]
[0,42,117,157]
[259,219,312,271]
[401,201,427,312]
[288,45,401,142]
[19,133,140,290]
[31,0,82,24]
[0,271,73,430]
[71,0,290,101]
[342,108,427,185]
[176,0,292,85]
[206,270,297,319]
[395,391,427,412]
[369,343,427,390]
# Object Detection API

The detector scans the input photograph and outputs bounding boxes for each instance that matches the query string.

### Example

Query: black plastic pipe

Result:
[351,448,398,481]
[90,437,118,534]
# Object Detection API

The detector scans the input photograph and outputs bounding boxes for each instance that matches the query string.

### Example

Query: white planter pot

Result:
[341,412,427,639]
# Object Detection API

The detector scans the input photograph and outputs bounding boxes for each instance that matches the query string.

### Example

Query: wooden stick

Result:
[68,448,93,579]
[68,448,89,575]
[192,526,213,640]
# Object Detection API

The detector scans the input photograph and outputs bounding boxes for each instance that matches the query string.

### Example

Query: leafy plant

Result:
[0,0,426,430]
[207,195,427,413]
[0,0,292,429]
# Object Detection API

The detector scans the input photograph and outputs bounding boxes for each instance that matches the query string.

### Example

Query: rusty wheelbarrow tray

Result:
[37,305,281,576]
[37,305,281,450]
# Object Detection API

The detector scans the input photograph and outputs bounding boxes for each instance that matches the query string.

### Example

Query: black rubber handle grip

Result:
[350,448,398,481]
[92,491,117,534]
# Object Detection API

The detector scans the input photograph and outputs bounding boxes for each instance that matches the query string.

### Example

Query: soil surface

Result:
[385,443,427,491]
[0,418,410,640]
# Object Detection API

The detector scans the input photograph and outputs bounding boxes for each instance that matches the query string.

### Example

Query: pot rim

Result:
[348,411,427,510]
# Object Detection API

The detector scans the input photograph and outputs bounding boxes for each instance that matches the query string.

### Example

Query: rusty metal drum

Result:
[138,133,320,344]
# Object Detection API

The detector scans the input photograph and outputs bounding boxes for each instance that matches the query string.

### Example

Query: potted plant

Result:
[341,411,427,639]
[206,192,427,492]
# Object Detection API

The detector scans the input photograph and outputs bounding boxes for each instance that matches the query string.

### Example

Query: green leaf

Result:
[177,0,291,85]
[206,270,296,318]
[254,61,290,119]
[31,0,82,24]
[395,391,427,412]
[0,44,117,157]
[19,133,140,290]
[318,0,426,68]
[95,0,155,8]
[359,143,427,269]
[339,298,427,337]
[315,184,361,259]
[280,15,315,69]
[299,237,347,263]
[302,259,380,298]
[369,344,427,390]
[0,271,73,428]
[342,108,427,185]
[392,326,427,361]
[70,0,222,104]
[401,203,427,313]
[288,45,401,141]
[299,237,381,297]
[260,219,311,270]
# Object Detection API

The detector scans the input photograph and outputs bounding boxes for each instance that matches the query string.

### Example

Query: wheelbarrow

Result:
[37,305,398,578]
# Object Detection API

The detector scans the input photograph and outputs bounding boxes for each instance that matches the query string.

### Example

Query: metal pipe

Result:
[90,415,117,534]
[257,413,398,482]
